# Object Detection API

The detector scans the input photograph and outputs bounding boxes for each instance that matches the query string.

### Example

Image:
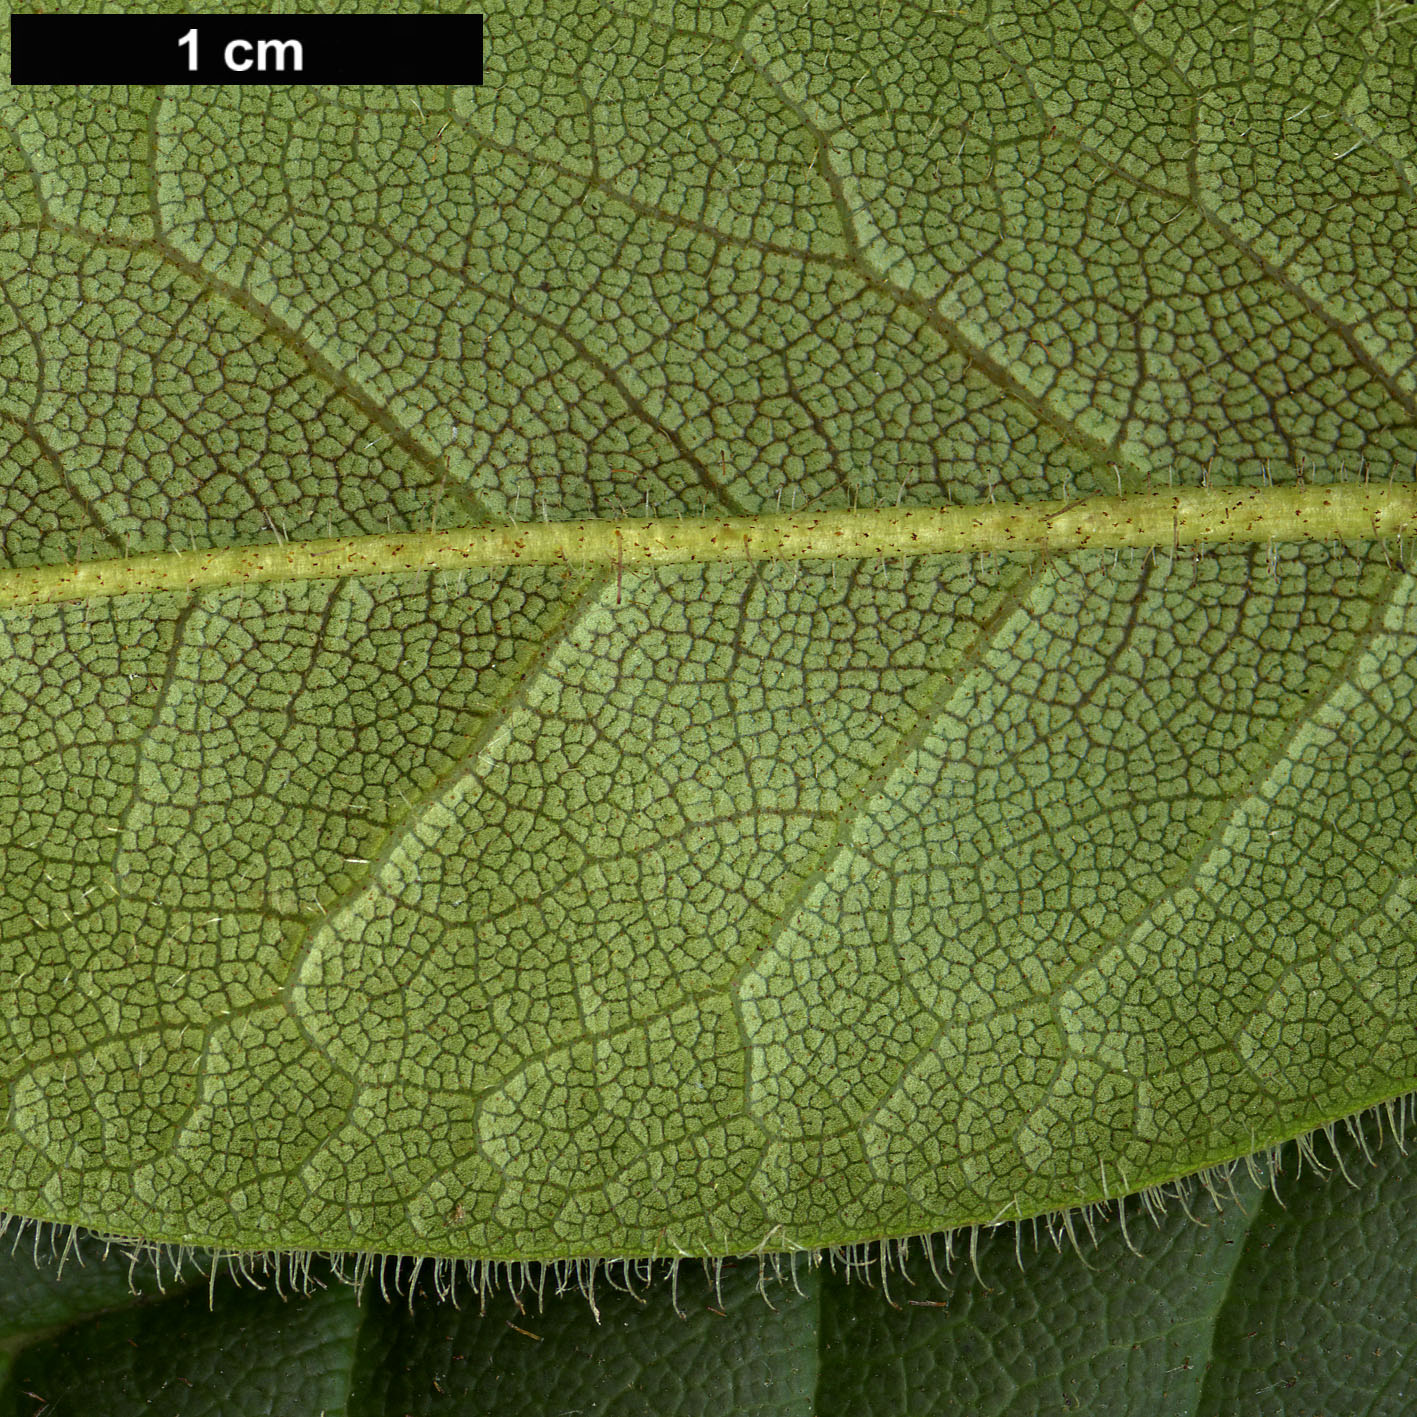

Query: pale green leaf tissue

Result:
[0,0,1414,1266]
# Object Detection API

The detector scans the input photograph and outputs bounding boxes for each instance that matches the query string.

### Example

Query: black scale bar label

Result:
[10,14,484,85]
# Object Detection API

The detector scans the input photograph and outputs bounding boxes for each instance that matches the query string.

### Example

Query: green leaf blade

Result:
[1,0,1415,1263]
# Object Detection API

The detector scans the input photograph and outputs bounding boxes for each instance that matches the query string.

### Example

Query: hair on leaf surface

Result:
[4,1090,1410,1317]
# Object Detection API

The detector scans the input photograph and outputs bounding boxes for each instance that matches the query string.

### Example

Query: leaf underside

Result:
[0,0,1414,1262]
